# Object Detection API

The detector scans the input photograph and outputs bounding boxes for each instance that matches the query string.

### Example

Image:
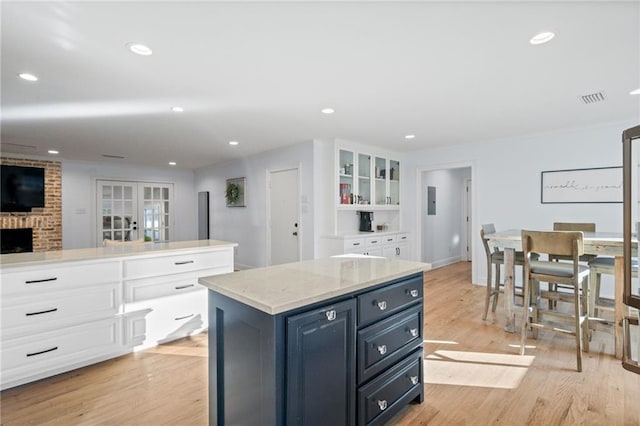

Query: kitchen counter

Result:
[199,255,431,315]
[0,239,237,268]
[322,230,409,239]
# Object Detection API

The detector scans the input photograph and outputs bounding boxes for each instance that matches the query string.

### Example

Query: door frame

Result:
[266,166,302,266]
[415,161,475,268]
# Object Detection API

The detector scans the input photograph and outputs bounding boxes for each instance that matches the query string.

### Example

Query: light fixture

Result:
[171,106,184,112]
[18,73,38,82]
[405,134,416,140]
[529,32,555,45]
[168,161,176,166]
[630,88,640,95]
[321,108,335,114]
[229,141,239,146]
[127,43,152,56]
[48,149,59,155]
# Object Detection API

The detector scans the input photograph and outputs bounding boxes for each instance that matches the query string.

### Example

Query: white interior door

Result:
[269,168,300,265]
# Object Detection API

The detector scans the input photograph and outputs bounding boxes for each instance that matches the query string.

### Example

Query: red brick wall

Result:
[0,157,62,252]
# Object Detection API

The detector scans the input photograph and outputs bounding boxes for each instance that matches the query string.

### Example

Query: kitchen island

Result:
[199,255,431,426]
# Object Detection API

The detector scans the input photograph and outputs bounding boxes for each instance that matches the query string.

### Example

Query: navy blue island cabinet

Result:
[206,266,425,426]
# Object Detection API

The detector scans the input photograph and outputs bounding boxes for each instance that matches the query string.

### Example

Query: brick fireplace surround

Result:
[0,157,62,252]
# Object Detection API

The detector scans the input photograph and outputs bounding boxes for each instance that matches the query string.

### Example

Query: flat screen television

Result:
[1,165,46,212]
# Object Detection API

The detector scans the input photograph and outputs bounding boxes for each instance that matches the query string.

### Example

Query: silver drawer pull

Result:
[175,284,195,290]
[174,260,194,265]
[27,346,58,357]
[377,400,388,411]
[352,242,361,246]
[371,240,378,244]
[26,308,58,317]
[376,301,387,311]
[410,376,419,385]
[407,289,419,298]
[25,277,57,284]
[387,238,393,242]
[174,314,195,321]
[409,328,419,337]
[326,310,337,321]
[377,345,387,355]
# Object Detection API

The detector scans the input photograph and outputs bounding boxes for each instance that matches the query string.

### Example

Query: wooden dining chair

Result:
[589,256,638,320]
[520,230,590,372]
[480,224,532,320]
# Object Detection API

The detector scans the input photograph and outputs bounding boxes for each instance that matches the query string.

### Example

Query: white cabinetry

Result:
[337,148,398,209]
[322,232,410,259]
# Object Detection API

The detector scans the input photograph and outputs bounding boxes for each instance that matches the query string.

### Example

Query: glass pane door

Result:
[140,183,173,242]
[338,149,354,205]
[357,153,371,205]
[97,180,137,243]
[389,159,400,205]
[374,156,387,206]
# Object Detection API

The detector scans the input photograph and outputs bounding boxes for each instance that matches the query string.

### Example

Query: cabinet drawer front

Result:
[396,233,409,243]
[365,236,383,247]
[381,235,397,244]
[358,275,423,326]
[358,305,422,383]
[1,317,121,374]
[1,261,120,297]
[344,238,366,251]
[123,249,233,279]
[358,349,423,425]
[124,270,218,303]
[1,283,121,335]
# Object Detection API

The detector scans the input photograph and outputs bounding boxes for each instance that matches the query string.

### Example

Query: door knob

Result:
[292,231,298,236]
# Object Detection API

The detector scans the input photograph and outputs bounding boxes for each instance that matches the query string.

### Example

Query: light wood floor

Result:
[2,262,639,425]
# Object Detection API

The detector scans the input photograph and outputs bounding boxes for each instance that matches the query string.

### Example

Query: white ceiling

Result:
[2,1,639,169]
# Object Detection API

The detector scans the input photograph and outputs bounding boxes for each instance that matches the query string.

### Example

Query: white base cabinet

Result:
[322,232,411,259]
[0,241,235,390]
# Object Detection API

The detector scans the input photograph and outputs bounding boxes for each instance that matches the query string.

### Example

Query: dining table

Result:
[486,229,634,359]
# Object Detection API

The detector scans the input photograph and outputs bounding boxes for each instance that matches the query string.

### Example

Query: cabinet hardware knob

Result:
[410,328,419,337]
[410,376,419,385]
[26,308,58,316]
[325,310,337,321]
[25,277,57,284]
[174,314,195,321]
[174,260,194,265]
[371,240,377,244]
[377,345,387,355]
[407,289,419,298]
[353,242,360,246]
[377,400,388,410]
[292,231,298,236]
[26,346,58,357]
[376,301,387,310]
[175,284,195,290]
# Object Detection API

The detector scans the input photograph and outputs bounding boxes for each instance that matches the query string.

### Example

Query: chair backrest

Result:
[482,223,496,234]
[553,222,595,232]
[480,223,496,258]
[521,230,584,258]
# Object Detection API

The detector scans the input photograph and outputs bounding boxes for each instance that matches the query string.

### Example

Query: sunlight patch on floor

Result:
[144,345,207,357]
[424,350,534,389]
[423,339,459,345]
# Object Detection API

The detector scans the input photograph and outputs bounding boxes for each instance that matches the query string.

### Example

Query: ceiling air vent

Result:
[102,154,125,159]
[579,91,605,105]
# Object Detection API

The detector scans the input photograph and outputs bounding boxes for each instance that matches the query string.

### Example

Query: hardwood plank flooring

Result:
[2,261,639,425]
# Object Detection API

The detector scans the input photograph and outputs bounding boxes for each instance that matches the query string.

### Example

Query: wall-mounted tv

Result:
[1,165,46,212]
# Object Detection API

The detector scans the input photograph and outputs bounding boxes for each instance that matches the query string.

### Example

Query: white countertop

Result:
[199,255,431,315]
[323,230,409,239]
[0,239,238,268]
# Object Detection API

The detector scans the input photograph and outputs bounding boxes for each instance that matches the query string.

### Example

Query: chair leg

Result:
[573,283,583,372]
[483,261,493,320]
[582,277,590,354]
[492,263,501,313]
[520,273,531,356]
[531,279,539,339]
[594,272,602,318]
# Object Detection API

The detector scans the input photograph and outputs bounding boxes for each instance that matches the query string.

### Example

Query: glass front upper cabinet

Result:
[374,156,400,207]
[357,153,372,205]
[338,149,354,205]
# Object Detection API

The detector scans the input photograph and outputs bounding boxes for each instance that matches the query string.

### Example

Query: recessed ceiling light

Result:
[171,106,184,112]
[127,43,152,56]
[530,32,555,45]
[168,161,176,166]
[48,149,59,155]
[630,88,640,95]
[321,108,335,114]
[18,73,38,82]
[405,134,416,140]
[229,141,239,146]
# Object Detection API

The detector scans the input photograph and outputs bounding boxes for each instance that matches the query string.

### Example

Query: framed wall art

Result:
[225,177,246,207]
[540,166,622,204]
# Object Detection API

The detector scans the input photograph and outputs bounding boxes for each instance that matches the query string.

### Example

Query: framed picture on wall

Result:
[225,177,246,207]
[540,166,622,204]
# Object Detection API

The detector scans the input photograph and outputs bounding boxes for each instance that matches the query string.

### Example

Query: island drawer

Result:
[123,249,233,279]
[358,275,423,326]
[1,261,120,297]
[1,283,121,336]
[358,349,423,426]
[358,305,422,383]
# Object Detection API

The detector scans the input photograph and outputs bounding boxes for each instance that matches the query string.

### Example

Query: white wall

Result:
[403,120,635,295]
[194,141,315,269]
[62,160,197,249]
[421,167,471,267]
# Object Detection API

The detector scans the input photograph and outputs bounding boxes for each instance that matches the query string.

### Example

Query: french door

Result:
[97,180,173,246]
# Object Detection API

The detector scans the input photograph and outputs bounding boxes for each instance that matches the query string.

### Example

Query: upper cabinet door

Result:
[357,153,372,206]
[338,149,355,206]
[389,159,400,206]
[374,157,401,208]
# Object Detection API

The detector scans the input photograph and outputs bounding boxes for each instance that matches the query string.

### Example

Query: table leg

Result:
[615,256,624,359]
[504,247,516,333]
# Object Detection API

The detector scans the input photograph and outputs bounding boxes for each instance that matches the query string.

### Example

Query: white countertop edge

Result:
[0,239,238,268]
[322,230,409,240]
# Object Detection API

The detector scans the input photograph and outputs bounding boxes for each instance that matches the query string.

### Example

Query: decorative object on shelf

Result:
[225,177,246,207]
[540,166,622,204]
